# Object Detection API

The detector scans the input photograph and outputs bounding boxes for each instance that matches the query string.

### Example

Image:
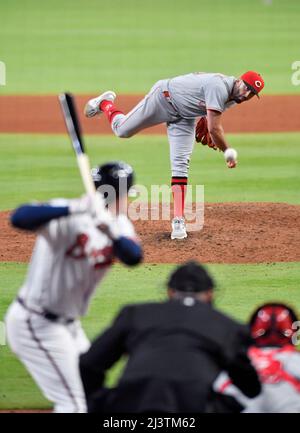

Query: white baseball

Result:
[224,148,238,162]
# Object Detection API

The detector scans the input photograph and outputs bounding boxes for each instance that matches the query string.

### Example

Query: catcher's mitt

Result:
[195,117,217,150]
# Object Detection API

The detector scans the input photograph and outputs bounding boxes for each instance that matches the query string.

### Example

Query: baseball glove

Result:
[195,117,218,150]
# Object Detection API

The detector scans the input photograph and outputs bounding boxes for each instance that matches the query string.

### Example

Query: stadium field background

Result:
[0,0,299,409]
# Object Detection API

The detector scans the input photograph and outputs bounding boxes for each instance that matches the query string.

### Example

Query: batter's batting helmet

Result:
[92,161,134,198]
[249,302,298,347]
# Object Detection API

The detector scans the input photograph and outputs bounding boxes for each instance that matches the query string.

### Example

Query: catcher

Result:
[84,71,264,239]
[214,302,300,412]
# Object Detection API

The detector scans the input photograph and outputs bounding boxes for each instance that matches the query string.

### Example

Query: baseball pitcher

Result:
[5,161,143,413]
[84,71,264,240]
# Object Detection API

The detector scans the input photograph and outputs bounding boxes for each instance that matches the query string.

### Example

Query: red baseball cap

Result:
[240,71,264,97]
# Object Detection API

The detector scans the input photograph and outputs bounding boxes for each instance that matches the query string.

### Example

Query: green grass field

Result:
[1,0,300,94]
[0,0,300,411]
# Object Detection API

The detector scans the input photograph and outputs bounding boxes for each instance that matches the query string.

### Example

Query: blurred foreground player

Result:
[80,261,260,413]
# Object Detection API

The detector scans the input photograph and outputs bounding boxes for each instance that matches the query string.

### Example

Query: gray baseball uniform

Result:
[111,73,237,177]
[214,346,300,413]
[5,199,136,413]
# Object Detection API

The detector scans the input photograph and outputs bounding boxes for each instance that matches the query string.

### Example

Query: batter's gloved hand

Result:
[69,193,106,216]
[195,117,218,150]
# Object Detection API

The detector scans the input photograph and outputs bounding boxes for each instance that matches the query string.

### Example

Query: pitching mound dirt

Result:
[1,202,299,264]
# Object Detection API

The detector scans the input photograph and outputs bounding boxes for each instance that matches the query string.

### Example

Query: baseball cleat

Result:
[84,91,116,118]
[171,217,187,240]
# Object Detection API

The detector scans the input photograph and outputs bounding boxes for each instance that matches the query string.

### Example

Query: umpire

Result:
[79,261,261,412]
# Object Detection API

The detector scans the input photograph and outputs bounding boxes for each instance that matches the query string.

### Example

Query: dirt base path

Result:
[1,202,300,264]
[0,95,300,134]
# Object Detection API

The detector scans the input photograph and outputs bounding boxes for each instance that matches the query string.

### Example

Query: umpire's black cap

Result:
[92,161,134,197]
[167,261,215,293]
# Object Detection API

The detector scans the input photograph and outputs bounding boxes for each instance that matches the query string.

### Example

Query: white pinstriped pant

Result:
[111,80,196,178]
[5,301,90,413]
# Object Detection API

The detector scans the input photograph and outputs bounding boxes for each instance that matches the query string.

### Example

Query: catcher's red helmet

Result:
[240,71,264,97]
[249,303,298,347]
